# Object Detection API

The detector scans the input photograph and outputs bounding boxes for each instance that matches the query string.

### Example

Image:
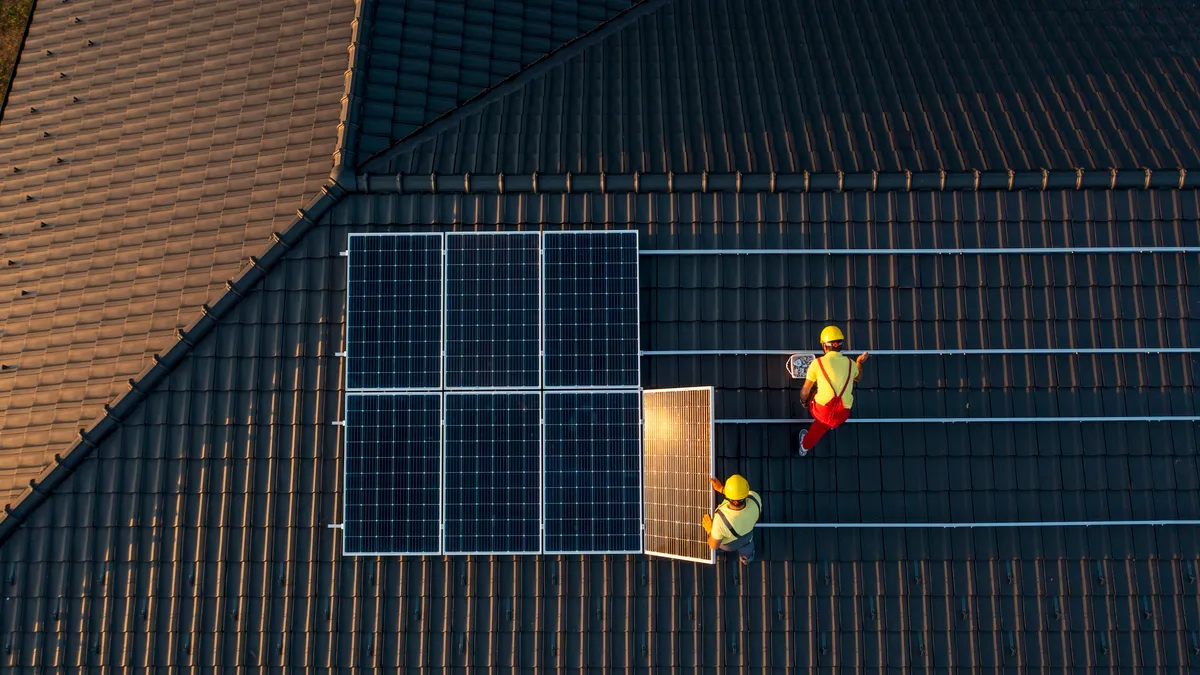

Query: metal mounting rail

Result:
[639,246,1200,256]
[717,416,1200,424]
[756,519,1200,529]
[643,347,1198,356]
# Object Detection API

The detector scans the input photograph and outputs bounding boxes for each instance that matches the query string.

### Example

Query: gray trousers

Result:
[718,532,756,563]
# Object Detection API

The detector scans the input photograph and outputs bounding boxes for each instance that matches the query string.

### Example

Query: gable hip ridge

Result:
[355,0,671,173]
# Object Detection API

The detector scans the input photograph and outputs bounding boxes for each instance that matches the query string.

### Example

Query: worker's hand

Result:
[856,351,870,366]
[709,477,724,493]
[701,514,713,533]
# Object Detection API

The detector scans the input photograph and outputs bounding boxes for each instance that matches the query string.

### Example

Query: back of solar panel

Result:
[642,387,717,564]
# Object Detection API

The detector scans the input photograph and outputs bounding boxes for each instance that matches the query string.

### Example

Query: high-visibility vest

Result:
[712,491,762,545]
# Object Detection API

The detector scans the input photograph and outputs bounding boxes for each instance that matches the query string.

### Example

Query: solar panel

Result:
[443,392,542,554]
[543,391,643,554]
[343,393,442,555]
[643,387,716,564]
[542,230,640,388]
[346,233,443,390]
[445,232,541,389]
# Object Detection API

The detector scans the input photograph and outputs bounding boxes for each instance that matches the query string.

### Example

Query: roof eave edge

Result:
[330,0,373,190]
[0,181,348,545]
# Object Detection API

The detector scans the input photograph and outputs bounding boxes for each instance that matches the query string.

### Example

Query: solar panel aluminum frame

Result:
[642,386,717,565]
[443,231,543,391]
[541,230,642,390]
[441,391,544,555]
[541,390,645,556]
[345,232,445,392]
[342,392,444,557]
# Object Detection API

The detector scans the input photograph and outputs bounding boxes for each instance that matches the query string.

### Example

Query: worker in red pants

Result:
[797,325,869,457]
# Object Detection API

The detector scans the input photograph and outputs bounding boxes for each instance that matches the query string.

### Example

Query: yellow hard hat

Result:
[723,474,750,501]
[819,325,845,344]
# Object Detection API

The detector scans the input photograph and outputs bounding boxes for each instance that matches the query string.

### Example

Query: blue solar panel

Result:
[445,233,541,388]
[542,231,640,388]
[442,392,541,554]
[343,393,441,555]
[346,233,443,390]
[543,391,642,554]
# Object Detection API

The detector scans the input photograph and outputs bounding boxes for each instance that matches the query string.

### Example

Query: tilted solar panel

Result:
[643,387,716,564]
[445,232,541,389]
[346,233,443,390]
[542,230,640,388]
[543,391,643,554]
[343,393,442,555]
[443,392,542,554]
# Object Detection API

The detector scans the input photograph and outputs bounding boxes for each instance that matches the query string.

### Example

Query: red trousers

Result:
[801,418,833,450]
[802,400,852,450]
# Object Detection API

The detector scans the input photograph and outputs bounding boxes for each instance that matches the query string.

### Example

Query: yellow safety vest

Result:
[711,490,762,545]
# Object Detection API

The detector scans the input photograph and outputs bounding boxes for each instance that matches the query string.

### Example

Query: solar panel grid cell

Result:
[543,231,641,388]
[346,233,443,390]
[445,232,542,389]
[443,392,543,554]
[343,393,442,555]
[543,391,643,554]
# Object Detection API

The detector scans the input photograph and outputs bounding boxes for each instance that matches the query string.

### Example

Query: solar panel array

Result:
[343,231,645,557]
[643,387,716,564]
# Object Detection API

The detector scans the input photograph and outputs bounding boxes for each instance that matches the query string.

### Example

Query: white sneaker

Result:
[797,430,808,457]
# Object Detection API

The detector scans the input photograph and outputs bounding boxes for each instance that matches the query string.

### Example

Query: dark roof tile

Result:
[370,0,1200,175]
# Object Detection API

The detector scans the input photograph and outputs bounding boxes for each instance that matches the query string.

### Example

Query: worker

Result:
[797,325,869,456]
[700,474,761,564]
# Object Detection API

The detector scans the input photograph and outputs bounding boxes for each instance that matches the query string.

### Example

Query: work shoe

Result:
[797,430,808,457]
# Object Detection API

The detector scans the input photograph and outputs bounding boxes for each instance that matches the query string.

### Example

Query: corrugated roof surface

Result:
[355,0,638,159]
[1,189,1199,671]
[369,0,1200,175]
[0,0,355,506]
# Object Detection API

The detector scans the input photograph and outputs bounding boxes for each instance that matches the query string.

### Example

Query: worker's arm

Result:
[854,351,869,382]
[799,379,816,404]
[707,534,721,550]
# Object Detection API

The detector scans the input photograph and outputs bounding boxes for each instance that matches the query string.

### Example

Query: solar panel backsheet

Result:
[643,387,716,564]
[346,233,443,390]
[543,231,640,388]
[543,392,642,554]
[343,393,442,555]
[443,392,542,554]
[445,232,541,388]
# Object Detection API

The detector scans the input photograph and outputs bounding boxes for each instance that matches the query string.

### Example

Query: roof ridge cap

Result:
[353,166,1197,194]
[355,0,670,173]
[330,0,373,189]
[0,183,348,546]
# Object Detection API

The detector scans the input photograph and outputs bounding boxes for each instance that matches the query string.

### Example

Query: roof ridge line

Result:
[350,166,1195,194]
[0,182,348,546]
[330,0,374,188]
[354,0,671,173]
